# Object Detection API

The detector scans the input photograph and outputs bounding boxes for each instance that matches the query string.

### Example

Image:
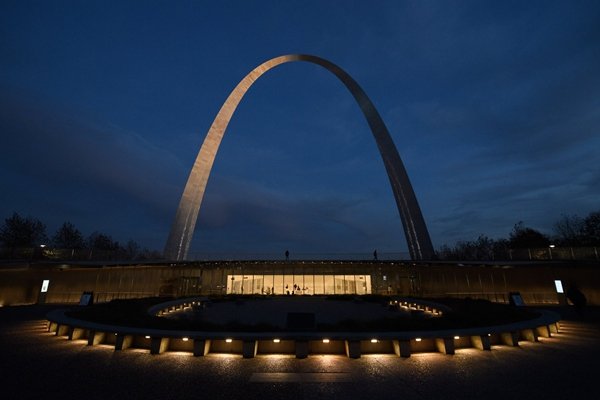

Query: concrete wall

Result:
[416,263,600,305]
[0,261,598,306]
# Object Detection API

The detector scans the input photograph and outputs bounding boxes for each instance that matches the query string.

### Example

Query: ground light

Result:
[46,296,561,359]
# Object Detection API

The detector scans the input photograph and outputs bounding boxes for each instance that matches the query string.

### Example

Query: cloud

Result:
[0,88,186,245]
[192,174,402,254]
[2,1,600,256]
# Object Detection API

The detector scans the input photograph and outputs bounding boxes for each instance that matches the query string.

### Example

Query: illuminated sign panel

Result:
[41,280,50,293]
[554,280,564,293]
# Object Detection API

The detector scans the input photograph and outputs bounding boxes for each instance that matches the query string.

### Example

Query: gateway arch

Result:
[164,54,434,261]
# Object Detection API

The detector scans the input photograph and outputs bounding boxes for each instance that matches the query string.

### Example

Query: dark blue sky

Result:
[1,1,599,257]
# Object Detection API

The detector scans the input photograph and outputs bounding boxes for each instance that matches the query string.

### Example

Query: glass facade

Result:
[226,274,372,295]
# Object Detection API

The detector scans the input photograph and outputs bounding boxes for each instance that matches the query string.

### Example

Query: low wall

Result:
[45,305,561,359]
[0,260,598,306]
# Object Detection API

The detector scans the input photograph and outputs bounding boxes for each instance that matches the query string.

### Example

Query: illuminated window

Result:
[226,274,372,295]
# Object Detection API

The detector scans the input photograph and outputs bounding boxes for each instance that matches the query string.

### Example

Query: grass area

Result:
[65,296,540,332]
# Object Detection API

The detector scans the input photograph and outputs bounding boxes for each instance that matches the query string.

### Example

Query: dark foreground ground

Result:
[1,305,599,400]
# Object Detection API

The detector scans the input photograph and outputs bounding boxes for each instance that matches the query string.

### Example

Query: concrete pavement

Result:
[1,305,599,400]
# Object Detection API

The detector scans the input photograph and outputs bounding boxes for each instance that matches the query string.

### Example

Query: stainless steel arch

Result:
[164,54,434,261]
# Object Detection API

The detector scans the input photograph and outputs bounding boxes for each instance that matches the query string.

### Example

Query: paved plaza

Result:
[1,305,599,400]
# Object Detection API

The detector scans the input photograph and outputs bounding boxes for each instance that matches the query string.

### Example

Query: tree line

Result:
[0,212,161,260]
[2,210,599,262]
[438,210,600,260]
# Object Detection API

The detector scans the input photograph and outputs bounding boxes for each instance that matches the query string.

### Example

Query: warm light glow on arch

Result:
[164,54,434,261]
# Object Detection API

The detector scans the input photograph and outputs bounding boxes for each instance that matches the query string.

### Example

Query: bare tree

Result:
[124,239,140,260]
[52,222,85,249]
[582,211,600,245]
[87,231,119,251]
[0,212,47,249]
[509,221,550,248]
[553,214,584,245]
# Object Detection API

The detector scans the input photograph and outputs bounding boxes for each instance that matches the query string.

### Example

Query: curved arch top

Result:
[164,54,434,261]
